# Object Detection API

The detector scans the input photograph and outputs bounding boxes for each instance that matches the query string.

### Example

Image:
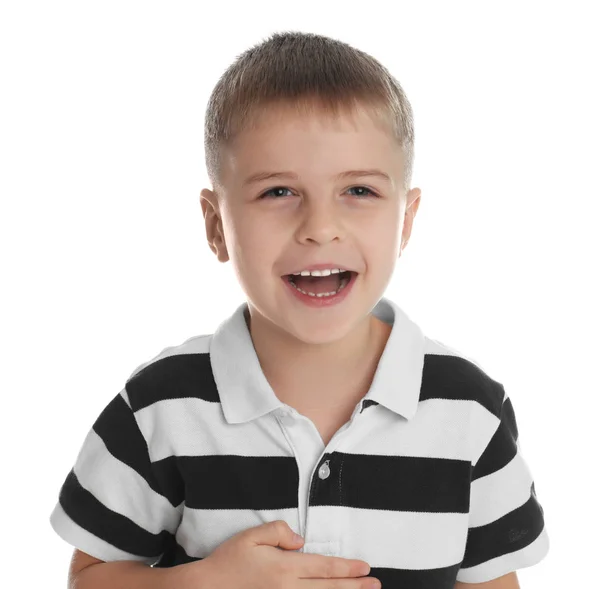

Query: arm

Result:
[456,390,548,584]
[455,571,520,589]
[51,390,184,583]
[69,548,200,589]
[73,561,173,589]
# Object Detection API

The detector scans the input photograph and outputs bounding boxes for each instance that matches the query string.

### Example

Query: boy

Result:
[50,31,549,588]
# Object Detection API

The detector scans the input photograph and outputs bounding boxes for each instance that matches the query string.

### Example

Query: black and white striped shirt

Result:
[50,296,549,586]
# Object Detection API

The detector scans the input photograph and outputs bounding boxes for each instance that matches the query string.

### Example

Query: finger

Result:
[288,552,370,579]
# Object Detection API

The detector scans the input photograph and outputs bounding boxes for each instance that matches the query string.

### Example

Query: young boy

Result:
[50,31,549,588]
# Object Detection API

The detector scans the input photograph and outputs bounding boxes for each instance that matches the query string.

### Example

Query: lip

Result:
[281,271,358,307]
[282,262,357,275]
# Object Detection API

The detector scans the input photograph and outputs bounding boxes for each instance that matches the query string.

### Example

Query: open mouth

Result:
[284,270,356,297]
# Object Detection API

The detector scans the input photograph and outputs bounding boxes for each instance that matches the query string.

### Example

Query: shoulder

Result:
[422,337,506,419]
[125,334,215,411]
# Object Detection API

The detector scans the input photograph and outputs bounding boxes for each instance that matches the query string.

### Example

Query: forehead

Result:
[239,100,392,140]
[222,103,402,186]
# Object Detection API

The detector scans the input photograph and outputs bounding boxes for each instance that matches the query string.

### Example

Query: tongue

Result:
[293,274,341,294]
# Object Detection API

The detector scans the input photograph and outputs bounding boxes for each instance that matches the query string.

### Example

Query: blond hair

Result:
[203,31,415,193]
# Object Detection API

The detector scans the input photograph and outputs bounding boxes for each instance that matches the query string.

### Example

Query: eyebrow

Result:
[242,169,392,186]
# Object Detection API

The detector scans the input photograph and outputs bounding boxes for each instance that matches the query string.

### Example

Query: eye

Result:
[346,185,379,198]
[259,185,380,199]
[260,186,293,199]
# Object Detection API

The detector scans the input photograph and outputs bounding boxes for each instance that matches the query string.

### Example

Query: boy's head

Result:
[200,31,421,346]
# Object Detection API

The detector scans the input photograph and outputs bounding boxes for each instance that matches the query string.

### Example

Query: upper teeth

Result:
[292,268,344,277]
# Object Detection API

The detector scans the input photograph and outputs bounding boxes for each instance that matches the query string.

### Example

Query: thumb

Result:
[249,520,304,549]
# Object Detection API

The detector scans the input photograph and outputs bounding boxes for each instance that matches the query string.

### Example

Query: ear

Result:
[399,187,421,257]
[200,188,229,263]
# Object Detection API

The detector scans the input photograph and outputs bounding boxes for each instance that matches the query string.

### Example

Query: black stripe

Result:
[461,483,545,568]
[59,469,172,558]
[126,353,219,411]
[422,354,505,418]
[153,536,199,568]
[369,562,461,589]
[92,392,172,505]
[180,455,300,510]
[150,455,185,510]
[152,543,463,589]
[312,452,471,513]
[472,396,518,481]
[175,452,470,514]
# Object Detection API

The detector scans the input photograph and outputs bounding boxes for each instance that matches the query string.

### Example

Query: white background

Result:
[2,1,598,587]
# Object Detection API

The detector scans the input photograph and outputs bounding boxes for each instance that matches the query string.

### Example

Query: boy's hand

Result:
[176,519,380,588]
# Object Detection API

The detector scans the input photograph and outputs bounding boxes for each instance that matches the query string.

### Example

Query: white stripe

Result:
[49,502,160,565]
[470,450,535,527]
[120,388,131,409]
[456,526,550,583]
[74,428,182,534]
[176,505,469,569]
[137,396,498,464]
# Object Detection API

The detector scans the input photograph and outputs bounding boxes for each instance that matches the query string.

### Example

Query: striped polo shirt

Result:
[50,296,549,586]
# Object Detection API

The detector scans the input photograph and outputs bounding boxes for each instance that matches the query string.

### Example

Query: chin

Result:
[282,312,366,346]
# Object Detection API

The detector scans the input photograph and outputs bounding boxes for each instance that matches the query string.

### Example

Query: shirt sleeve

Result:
[49,388,182,565]
[456,391,550,583]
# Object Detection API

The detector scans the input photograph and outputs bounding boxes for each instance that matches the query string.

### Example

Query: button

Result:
[278,408,293,420]
[318,460,330,480]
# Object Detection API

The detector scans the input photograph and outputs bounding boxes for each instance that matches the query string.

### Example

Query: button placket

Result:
[305,457,341,557]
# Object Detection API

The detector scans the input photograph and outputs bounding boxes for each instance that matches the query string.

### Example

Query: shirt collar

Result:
[209,297,426,424]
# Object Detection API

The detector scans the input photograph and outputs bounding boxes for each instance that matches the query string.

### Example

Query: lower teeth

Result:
[289,276,350,297]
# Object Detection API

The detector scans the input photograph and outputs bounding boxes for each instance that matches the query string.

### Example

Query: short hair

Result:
[203,31,415,193]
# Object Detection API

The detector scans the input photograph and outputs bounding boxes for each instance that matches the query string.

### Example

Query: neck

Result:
[245,307,391,402]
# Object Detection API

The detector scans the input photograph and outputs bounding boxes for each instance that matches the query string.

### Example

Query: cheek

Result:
[365,228,402,270]
[232,224,281,271]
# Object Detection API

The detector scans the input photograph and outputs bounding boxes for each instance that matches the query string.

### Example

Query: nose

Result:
[294,198,345,245]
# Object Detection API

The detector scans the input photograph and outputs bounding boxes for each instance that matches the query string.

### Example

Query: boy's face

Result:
[201,103,421,346]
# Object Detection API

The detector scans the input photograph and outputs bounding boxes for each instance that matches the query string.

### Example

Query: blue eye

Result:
[259,186,379,199]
